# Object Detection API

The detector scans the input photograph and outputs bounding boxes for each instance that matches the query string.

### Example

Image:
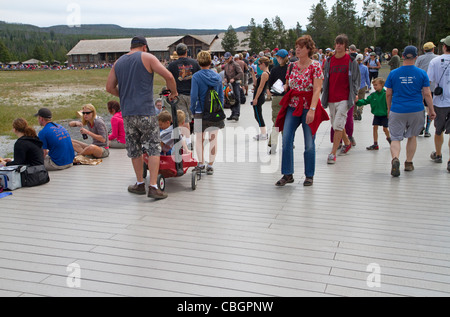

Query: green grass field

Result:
[0,68,166,136]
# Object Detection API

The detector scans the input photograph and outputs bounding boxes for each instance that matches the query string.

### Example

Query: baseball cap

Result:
[402,45,418,59]
[356,54,364,61]
[224,52,232,59]
[441,35,450,46]
[34,108,52,119]
[423,42,436,50]
[275,49,288,58]
[131,36,150,52]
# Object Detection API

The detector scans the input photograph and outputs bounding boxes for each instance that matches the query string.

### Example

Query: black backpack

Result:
[203,87,226,122]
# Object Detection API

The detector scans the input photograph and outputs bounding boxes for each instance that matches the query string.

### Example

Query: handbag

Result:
[20,165,50,187]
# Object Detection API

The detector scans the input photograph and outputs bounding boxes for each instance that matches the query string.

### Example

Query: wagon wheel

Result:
[191,171,198,190]
[143,162,148,179]
[157,174,166,191]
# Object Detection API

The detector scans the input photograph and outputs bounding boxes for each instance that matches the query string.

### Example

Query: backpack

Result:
[203,86,226,122]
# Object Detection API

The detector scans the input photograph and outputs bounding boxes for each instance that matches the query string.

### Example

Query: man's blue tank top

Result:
[114,52,155,116]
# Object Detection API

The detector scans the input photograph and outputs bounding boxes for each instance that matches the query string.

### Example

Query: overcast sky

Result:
[1,0,366,30]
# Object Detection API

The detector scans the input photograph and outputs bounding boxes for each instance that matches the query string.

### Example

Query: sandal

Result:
[275,175,294,187]
[303,177,314,187]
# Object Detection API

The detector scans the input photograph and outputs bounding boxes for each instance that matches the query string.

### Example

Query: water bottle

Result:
[82,134,88,140]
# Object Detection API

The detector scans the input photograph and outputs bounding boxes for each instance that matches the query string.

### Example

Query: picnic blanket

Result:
[73,155,103,166]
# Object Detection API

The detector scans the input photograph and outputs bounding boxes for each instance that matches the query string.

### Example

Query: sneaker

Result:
[206,166,214,175]
[226,116,234,121]
[128,183,146,195]
[193,165,206,173]
[253,134,268,141]
[366,144,379,151]
[430,151,443,163]
[391,158,400,177]
[419,127,425,136]
[327,154,336,164]
[148,186,168,200]
[424,131,431,138]
[232,116,239,122]
[349,136,356,147]
[339,144,352,156]
[405,161,414,172]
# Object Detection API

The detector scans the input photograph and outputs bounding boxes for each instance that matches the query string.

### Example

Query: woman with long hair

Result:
[69,104,110,158]
[0,118,44,167]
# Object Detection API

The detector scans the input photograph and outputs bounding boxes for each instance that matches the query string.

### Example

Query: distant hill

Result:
[0,21,248,38]
[0,21,247,63]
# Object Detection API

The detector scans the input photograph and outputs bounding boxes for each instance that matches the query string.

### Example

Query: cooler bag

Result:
[0,165,26,190]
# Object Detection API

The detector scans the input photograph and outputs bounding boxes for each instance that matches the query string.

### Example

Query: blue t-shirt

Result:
[38,122,75,166]
[385,65,430,113]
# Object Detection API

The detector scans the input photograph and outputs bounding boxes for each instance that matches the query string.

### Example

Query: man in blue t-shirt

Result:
[35,108,74,171]
[385,46,436,177]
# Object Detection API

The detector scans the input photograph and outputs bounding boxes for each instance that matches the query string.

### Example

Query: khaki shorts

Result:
[328,100,349,131]
[44,155,72,171]
[176,94,193,123]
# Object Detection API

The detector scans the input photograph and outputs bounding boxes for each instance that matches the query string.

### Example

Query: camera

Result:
[434,86,443,96]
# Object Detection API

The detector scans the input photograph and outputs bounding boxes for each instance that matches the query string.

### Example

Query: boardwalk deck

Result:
[1,95,449,297]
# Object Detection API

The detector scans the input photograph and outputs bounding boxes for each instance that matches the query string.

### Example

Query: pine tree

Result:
[306,0,333,49]
[222,25,239,54]
[0,39,12,63]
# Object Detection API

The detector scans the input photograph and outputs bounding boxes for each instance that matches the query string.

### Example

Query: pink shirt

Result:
[108,112,126,144]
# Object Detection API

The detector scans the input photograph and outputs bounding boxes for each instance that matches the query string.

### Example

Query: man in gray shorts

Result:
[106,36,178,199]
[427,35,450,172]
[385,45,436,177]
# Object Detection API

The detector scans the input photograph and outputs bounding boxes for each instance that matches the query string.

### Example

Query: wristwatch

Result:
[310,107,316,111]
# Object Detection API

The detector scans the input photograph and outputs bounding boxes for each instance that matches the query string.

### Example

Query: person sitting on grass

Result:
[158,110,190,155]
[356,77,392,150]
[69,104,110,159]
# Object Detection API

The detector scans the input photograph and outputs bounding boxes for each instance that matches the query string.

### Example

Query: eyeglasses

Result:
[82,112,93,115]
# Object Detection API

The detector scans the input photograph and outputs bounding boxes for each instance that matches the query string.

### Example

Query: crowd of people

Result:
[2,34,449,200]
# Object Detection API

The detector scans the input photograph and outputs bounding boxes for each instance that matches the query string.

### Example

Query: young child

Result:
[158,110,190,155]
[356,77,391,150]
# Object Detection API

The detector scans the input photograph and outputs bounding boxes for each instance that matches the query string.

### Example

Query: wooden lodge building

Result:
[67,32,250,67]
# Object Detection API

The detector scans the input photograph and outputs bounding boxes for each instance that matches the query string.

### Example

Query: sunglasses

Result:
[82,111,93,115]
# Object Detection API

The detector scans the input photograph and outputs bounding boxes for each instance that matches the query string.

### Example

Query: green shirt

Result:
[356,88,388,117]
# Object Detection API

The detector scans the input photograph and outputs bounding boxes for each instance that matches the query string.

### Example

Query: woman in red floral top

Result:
[275,35,327,187]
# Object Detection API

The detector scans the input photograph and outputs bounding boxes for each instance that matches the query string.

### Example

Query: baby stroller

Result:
[143,90,201,190]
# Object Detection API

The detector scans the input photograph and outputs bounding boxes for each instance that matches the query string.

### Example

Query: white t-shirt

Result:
[427,54,450,108]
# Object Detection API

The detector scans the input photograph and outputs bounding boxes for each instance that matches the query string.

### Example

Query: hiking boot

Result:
[327,154,337,164]
[339,144,352,156]
[391,158,400,177]
[430,151,443,163]
[128,183,146,195]
[366,144,379,151]
[405,161,414,172]
[148,186,168,200]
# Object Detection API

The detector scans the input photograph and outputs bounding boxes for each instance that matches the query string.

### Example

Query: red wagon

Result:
[143,90,201,191]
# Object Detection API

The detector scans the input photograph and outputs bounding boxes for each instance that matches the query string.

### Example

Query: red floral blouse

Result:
[286,60,323,109]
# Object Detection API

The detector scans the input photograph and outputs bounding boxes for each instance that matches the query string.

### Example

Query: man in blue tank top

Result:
[106,36,177,200]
